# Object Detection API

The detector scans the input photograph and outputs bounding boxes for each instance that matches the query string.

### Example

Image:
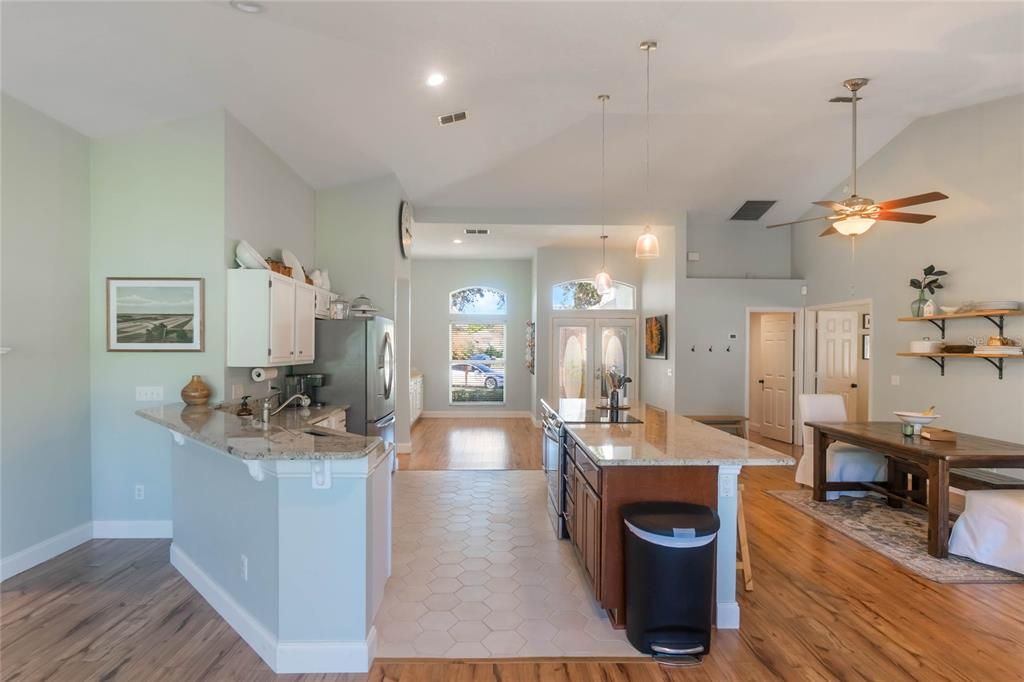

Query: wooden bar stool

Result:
[736,483,753,592]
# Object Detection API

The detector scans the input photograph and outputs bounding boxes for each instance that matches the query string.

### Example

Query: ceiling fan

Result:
[767,78,948,237]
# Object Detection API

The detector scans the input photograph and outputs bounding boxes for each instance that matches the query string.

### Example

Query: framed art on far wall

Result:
[645,315,668,359]
[106,278,205,351]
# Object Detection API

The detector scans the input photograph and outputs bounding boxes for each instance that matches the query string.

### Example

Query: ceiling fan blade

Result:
[819,226,839,237]
[766,215,831,229]
[876,192,948,210]
[812,200,847,212]
[875,211,936,224]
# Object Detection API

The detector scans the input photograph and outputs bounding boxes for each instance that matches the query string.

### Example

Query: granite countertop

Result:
[136,402,382,461]
[563,403,795,467]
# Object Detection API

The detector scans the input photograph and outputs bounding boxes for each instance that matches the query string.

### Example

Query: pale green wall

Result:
[793,94,1024,446]
[90,112,227,523]
[1,95,93,558]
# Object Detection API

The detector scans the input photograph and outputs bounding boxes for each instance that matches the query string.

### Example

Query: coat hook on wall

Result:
[709,346,713,352]
[691,345,695,352]
[726,345,731,352]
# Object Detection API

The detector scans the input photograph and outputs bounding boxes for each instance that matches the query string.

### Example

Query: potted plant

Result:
[909,264,946,317]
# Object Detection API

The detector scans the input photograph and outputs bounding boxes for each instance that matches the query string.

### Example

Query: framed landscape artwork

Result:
[645,314,668,359]
[107,278,204,351]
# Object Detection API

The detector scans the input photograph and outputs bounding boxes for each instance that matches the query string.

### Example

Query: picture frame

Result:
[644,314,668,359]
[106,277,205,352]
[862,333,871,360]
[862,313,872,330]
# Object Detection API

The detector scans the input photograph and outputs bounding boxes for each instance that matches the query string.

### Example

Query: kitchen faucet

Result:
[259,393,311,427]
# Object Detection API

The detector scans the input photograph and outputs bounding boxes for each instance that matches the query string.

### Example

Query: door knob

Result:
[757,379,765,384]
[850,383,858,388]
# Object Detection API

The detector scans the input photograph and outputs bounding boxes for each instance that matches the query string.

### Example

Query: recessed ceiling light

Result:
[426,73,447,87]
[452,239,463,244]
[230,1,264,14]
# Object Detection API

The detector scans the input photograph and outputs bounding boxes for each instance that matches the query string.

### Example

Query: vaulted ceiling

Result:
[4,2,1022,226]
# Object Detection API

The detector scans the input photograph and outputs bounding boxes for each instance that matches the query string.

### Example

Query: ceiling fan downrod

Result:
[844,78,869,197]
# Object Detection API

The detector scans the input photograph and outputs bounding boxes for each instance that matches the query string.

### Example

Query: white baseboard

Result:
[396,442,412,454]
[717,601,740,629]
[93,520,173,538]
[170,543,375,673]
[0,522,93,581]
[421,410,534,419]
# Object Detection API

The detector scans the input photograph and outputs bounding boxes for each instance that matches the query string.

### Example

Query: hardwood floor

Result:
[399,417,541,470]
[4,421,1022,681]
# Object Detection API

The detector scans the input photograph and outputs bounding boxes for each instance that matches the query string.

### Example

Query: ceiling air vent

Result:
[438,111,468,126]
[730,200,777,221]
[464,228,489,235]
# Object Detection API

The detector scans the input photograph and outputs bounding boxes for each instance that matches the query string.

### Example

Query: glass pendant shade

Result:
[833,216,875,236]
[594,269,613,295]
[635,226,660,259]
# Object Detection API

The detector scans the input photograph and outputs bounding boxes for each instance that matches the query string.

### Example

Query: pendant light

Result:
[594,94,613,295]
[635,40,660,259]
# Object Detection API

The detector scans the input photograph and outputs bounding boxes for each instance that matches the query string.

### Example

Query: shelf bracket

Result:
[979,356,1005,380]
[925,355,945,376]
[981,314,1006,336]
[923,318,946,339]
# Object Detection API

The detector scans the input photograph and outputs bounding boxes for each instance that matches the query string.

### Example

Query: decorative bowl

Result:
[894,411,940,435]
[235,240,270,270]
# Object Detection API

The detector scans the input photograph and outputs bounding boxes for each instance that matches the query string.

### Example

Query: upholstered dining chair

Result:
[795,393,887,500]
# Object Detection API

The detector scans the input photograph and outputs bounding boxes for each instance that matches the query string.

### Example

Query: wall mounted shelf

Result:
[896,352,1021,379]
[897,309,1022,340]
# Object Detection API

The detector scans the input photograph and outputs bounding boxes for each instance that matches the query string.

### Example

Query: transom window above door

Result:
[551,279,635,311]
[450,287,507,315]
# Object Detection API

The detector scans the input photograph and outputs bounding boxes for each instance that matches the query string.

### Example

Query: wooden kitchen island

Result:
[557,404,794,629]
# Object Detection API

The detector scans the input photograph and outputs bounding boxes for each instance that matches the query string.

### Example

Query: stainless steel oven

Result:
[540,400,565,536]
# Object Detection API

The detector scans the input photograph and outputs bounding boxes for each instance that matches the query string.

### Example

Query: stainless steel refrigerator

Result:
[309,317,396,445]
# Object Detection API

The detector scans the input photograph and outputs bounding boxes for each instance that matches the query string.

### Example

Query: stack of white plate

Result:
[976,301,1020,311]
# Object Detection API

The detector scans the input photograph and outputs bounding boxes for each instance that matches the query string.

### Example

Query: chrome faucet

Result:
[259,393,311,427]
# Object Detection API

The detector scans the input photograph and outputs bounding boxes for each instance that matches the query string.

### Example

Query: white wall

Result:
[1,95,93,561]
[640,225,676,411]
[535,244,643,411]
[410,259,533,414]
[224,114,315,399]
[686,211,792,279]
[793,94,1024,446]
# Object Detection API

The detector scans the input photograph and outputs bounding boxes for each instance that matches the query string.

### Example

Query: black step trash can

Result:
[622,501,720,663]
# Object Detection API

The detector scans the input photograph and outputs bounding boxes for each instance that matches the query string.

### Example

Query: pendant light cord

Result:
[601,94,607,270]
[645,46,651,224]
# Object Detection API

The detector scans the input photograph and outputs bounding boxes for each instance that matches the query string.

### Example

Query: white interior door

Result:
[760,313,794,443]
[816,311,859,420]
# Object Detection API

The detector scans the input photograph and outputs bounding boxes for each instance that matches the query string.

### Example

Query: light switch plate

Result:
[891,375,901,386]
[136,386,163,402]
[687,251,700,262]
[800,285,808,295]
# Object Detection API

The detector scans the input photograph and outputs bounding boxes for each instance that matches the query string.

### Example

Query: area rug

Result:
[767,489,1022,584]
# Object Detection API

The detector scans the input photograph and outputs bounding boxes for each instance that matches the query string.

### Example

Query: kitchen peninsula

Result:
[551,401,794,629]
[136,403,394,674]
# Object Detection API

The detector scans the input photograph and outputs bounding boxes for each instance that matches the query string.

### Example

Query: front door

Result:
[816,310,859,420]
[553,318,638,404]
[760,313,794,443]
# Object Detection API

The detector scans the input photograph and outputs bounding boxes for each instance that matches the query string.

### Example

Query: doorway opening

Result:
[746,310,799,444]
[802,300,872,426]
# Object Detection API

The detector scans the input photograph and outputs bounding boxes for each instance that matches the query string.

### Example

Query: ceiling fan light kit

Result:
[767,77,948,236]
[635,40,661,260]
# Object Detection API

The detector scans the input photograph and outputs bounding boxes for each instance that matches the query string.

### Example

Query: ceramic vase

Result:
[181,374,211,406]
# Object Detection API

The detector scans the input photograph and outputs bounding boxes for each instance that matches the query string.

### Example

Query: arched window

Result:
[551,279,635,311]
[450,286,508,315]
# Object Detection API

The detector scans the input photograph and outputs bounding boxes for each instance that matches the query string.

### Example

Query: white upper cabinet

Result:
[294,284,316,361]
[228,270,316,367]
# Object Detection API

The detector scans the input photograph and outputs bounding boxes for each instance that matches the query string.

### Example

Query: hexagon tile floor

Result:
[375,470,644,659]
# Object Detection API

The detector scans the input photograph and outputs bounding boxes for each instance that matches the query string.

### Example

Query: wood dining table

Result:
[807,421,1024,558]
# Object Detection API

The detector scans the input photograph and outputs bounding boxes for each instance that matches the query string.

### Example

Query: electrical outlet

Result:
[241,554,249,582]
[891,375,901,386]
[800,285,808,296]
[134,484,145,500]
[231,384,244,399]
[135,386,163,402]
[667,368,673,377]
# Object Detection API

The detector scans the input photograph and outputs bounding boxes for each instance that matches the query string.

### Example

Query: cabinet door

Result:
[294,284,316,363]
[269,277,296,363]
[582,483,601,590]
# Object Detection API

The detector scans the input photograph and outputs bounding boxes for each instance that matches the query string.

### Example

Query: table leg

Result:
[812,428,829,502]
[886,458,903,509]
[927,460,950,558]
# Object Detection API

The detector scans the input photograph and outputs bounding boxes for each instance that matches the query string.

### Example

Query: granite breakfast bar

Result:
[555,403,795,630]
[136,403,394,674]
